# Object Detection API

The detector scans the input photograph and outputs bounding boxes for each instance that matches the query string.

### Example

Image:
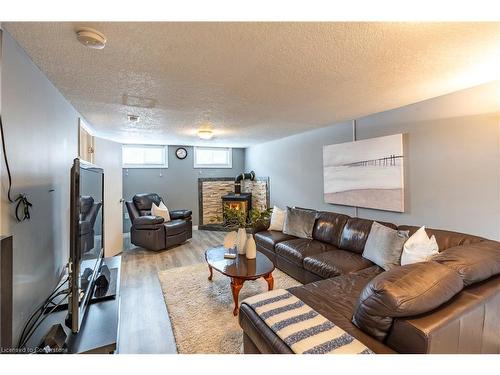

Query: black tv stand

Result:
[25,256,121,354]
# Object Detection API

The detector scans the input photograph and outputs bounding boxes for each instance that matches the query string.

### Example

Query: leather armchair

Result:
[125,193,192,251]
[79,196,102,254]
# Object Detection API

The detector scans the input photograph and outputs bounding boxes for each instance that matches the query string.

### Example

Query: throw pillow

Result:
[401,226,439,265]
[282,207,316,239]
[362,222,409,271]
[269,206,286,231]
[152,201,171,222]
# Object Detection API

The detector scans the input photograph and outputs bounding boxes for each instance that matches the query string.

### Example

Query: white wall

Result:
[246,81,500,240]
[0,30,80,344]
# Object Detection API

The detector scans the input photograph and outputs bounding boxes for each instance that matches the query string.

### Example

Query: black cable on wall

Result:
[0,114,33,221]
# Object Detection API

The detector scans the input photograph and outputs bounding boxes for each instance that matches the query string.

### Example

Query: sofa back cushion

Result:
[312,211,350,247]
[398,225,484,251]
[352,261,464,341]
[339,218,374,254]
[432,240,500,286]
[133,193,162,216]
[339,218,396,254]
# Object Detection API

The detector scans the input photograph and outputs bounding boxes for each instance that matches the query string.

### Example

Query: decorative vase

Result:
[236,228,247,255]
[223,231,237,249]
[245,234,257,259]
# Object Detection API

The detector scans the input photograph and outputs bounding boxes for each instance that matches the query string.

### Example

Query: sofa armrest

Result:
[169,209,192,220]
[386,274,500,353]
[133,215,165,230]
[352,261,463,341]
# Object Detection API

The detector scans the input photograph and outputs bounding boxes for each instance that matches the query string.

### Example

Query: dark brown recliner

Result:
[125,193,192,251]
[79,196,102,254]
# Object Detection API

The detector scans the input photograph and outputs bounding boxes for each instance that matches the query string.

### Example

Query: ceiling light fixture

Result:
[197,129,214,140]
[76,27,107,49]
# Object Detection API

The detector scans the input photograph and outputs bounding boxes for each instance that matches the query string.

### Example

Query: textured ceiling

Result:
[4,22,500,147]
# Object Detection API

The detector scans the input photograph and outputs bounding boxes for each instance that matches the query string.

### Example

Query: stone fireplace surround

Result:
[198,177,270,230]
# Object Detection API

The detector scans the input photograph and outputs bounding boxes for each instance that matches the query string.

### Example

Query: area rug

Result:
[158,263,302,354]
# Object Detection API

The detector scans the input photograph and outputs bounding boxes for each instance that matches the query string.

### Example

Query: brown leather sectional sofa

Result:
[239,210,500,354]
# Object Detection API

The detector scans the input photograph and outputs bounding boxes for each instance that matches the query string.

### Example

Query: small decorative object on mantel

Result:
[245,234,257,259]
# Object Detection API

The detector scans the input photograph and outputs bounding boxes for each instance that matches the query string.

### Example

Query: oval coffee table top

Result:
[205,246,275,280]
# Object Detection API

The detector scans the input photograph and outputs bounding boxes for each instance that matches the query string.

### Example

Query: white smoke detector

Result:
[76,27,107,49]
[127,114,140,123]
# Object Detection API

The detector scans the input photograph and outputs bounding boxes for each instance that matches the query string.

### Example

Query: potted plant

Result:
[219,206,273,257]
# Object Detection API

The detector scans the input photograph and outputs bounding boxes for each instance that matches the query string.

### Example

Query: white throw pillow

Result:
[269,206,286,231]
[401,226,439,265]
[152,201,171,222]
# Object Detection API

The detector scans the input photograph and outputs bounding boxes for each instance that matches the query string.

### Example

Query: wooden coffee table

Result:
[205,246,275,316]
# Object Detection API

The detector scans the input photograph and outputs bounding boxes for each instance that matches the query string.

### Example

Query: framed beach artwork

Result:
[323,134,404,212]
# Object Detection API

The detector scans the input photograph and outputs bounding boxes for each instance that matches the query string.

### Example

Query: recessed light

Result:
[76,27,107,49]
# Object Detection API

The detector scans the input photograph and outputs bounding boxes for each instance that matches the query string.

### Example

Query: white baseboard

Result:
[193,225,199,230]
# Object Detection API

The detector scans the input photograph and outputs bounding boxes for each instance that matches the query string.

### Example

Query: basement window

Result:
[194,147,232,168]
[122,144,168,168]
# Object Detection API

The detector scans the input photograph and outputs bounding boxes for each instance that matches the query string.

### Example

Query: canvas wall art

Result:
[323,133,404,212]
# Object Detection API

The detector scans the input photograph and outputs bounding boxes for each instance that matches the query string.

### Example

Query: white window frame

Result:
[122,144,169,168]
[193,147,233,169]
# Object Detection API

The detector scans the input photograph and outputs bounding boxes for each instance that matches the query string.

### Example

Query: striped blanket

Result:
[242,289,373,354]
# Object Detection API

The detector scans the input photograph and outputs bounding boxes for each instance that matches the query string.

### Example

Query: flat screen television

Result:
[66,158,104,333]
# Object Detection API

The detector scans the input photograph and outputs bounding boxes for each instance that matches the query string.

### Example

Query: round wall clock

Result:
[175,147,188,160]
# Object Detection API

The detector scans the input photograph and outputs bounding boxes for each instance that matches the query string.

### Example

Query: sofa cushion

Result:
[340,218,397,254]
[363,222,409,271]
[164,219,187,236]
[432,240,500,286]
[133,215,165,229]
[133,193,162,213]
[283,207,317,239]
[312,211,350,247]
[303,249,374,279]
[352,261,464,341]
[398,225,485,251]
[275,239,335,266]
[254,230,296,252]
[169,209,192,220]
[339,217,374,254]
[286,266,393,353]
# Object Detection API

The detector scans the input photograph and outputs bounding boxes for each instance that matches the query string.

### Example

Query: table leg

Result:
[207,265,213,281]
[264,273,274,291]
[230,278,244,316]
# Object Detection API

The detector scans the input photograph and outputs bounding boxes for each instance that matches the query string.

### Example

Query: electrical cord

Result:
[17,277,68,345]
[17,277,69,348]
[0,114,33,221]
[19,290,71,350]
[17,288,67,348]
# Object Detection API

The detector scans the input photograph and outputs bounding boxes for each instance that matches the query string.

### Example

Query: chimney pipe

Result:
[234,171,255,194]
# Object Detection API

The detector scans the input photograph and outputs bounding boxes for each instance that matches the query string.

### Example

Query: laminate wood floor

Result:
[118,230,225,354]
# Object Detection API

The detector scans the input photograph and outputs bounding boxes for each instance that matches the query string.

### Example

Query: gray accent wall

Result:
[0,31,80,343]
[122,146,245,229]
[245,81,500,240]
